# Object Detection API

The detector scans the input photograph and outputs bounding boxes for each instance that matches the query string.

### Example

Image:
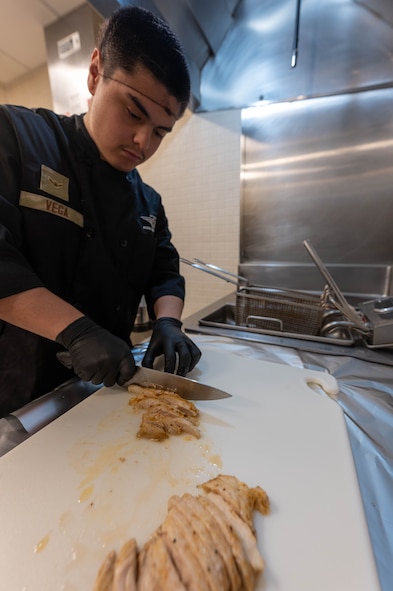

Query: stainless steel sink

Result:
[183,293,393,365]
[198,302,356,346]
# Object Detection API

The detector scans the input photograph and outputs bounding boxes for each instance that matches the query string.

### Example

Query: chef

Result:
[0,5,201,416]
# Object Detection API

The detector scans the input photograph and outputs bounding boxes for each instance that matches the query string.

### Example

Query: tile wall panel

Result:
[138,108,242,318]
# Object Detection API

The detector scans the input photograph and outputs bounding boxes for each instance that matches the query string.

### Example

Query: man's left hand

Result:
[142,317,201,375]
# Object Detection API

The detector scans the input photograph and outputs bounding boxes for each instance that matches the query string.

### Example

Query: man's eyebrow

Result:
[101,73,177,118]
[128,93,174,133]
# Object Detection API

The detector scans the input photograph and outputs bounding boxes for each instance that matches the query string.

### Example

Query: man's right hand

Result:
[56,316,136,387]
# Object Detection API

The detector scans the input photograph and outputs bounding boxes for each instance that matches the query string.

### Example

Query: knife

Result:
[125,366,231,400]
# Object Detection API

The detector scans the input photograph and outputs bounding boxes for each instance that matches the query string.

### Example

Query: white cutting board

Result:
[0,347,380,591]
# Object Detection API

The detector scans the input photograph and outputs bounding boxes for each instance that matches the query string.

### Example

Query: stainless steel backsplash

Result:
[239,87,393,298]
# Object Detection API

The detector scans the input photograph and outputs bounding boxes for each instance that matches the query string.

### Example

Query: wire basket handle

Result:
[180,257,242,287]
[303,240,371,332]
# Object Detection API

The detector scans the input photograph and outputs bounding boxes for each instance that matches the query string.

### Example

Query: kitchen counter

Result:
[0,339,381,591]
[0,300,392,589]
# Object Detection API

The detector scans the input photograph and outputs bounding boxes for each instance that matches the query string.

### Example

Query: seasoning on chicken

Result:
[128,384,200,441]
[112,539,137,591]
[137,532,186,591]
[197,474,270,531]
[92,550,116,591]
[92,474,270,591]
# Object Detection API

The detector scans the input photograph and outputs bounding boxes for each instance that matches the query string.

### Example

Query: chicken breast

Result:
[205,492,264,575]
[169,493,232,591]
[137,531,186,591]
[198,474,270,531]
[128,386,199,417]
[92,474,269,591]
[137,406,200,440]
[161,509,210,591]
[92,550,116,591]
[128,385,200,441]
[172,494,234,591]
[197,494,256,591]
[112,539,137,591]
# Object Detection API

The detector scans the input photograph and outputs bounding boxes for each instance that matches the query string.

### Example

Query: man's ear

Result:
[87,48,101,95]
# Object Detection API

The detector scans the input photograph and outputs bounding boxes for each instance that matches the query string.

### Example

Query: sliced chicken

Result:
[169,493,231,591]
[137,531,186,591]
[137,405,200,440]
[161,507,211,591]
[92,474,269,591]
[198,474,270,531]
[92,550,116,591]
[197,494,256,591]
[112,539,137,591]
[205,492,264,576]
[128,386,199,417]
[128,385,200,441]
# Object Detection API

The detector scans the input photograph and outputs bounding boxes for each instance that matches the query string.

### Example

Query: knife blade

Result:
[125,366,231,400]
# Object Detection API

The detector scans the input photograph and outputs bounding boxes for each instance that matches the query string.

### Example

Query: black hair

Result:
[97,6,190,115]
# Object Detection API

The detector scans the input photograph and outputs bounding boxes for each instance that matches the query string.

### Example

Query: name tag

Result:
[19,191,84,227]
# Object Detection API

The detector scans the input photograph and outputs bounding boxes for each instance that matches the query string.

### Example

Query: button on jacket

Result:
[0,105,185,415]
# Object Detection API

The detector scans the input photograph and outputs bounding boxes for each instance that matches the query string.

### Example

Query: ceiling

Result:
[0,0,85,86]
[2,0,393,111]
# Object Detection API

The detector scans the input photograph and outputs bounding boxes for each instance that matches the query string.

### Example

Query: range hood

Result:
[88,0,393,112]
[89,0,241,111]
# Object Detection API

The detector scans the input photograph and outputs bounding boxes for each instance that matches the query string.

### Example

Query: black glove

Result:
[142,317,201,376]
[56,316,136,387]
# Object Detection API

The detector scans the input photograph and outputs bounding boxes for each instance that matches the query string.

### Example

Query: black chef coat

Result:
[0,105,185,415]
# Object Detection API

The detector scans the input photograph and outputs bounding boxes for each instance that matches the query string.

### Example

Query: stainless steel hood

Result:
[88,0,393,112]
[200,0,393,110]
[89,0,241,110]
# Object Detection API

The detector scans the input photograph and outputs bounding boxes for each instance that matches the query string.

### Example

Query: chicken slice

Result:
[249,485,270,517]
[198,474,270,532]
[138,402,199,427]
[137,415,168,440]
[205,492,264,577]
[92,549,116,591]
[197,495,254,591]
[168,494,230,591]
[128,387,199,418]
[128,385,200,441]
[93,474,270,591]
[131,400,199,426]
[138,411,200,440]
[137,531,186,591]
[112,539,137,591]
[182,492,244,590]
[161,505,213,591]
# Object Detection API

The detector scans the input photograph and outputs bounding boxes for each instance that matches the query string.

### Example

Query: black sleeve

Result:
[0,106,45,298]
[145,199,185,317]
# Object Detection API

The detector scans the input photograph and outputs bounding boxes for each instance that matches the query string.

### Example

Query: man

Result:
[0,6,201,416]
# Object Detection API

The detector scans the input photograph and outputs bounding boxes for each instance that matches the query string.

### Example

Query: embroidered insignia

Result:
[140,214,157,233]
[40,164,69,201]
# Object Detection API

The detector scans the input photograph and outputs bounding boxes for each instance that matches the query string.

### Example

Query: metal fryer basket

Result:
[180,257,329,336]
[235,286,325,335]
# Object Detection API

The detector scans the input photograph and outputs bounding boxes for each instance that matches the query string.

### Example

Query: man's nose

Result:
[133,126,151,152]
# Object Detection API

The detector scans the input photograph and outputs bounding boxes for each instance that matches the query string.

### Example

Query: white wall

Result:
[138,108,241,318]
[3,64,53,109]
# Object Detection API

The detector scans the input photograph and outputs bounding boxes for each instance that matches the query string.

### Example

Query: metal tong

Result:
[303,240,372,334]
[180,257,249,286]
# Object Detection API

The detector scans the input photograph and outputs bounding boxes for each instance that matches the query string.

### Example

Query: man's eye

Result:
[155,129,167,139]
[127,108,141,121]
